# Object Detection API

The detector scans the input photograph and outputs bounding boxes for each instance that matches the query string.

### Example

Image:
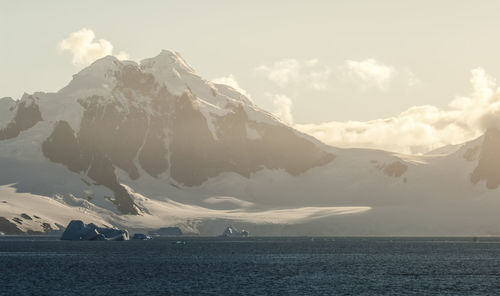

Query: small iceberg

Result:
[221,225,249,237]
[60,220,129,241]
[132,233,152,240]
[148,227,182,236]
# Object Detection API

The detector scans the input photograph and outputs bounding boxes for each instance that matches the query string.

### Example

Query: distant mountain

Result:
[2,51,500,236]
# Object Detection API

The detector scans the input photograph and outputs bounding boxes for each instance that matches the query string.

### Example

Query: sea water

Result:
[1,236,500,295]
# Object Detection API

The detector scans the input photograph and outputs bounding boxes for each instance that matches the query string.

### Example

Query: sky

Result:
[3,1,500,154]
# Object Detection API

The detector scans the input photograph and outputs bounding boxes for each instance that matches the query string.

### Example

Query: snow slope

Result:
[0,183,370,235]
[0,185,114,234]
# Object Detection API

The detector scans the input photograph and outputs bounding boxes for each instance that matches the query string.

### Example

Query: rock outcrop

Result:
[471,128,500,189]
[0,95,42,141]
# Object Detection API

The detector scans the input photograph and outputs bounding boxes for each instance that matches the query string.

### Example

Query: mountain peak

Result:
[79,55,122,74]
[159,49,181,57]
[141,49,194,74]
[60,55,126,94]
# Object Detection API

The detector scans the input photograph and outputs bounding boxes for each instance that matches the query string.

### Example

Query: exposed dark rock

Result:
[138,116,169,177]
[382,161,408,177]
[87,153,138,214]
[42,120,139,215]
[0,96,42,141]
[12,217,22,224]
[42,223,52,233]
[115,65,158,95]
[78,96,148,180]
[170,94,335,186]
[115,66,170,177]
[42,121,84,172]
[464,146,480,161]
[471,128,500,189]
[0,217,23,234]
[20,213,32,220]
[170,92,221,185]
[373,160,408,177]
[248,120,335,176]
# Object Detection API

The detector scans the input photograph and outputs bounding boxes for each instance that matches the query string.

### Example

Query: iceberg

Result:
[221,225,249,237]
[132,233,152,240]
[60,220,129,241]
[148,227,182,236]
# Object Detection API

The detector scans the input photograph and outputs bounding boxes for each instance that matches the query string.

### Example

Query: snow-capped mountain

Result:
[2,50,500,236]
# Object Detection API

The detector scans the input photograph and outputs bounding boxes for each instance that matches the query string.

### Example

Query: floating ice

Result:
[148,227,182,236]
[221,225,249,237]
[60,220,129,241]
[132,233,152,240]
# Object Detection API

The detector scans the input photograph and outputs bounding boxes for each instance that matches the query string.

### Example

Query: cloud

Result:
[212,75,293,124]
[266,93,293,124]
[342,59,395,90]
[296,67,500,154]
[406,70,422,87]
[257,59,330,90]
[115,51,130,61]
[257,59,299,86]
[212,74,251,98]
[58,28,129,66]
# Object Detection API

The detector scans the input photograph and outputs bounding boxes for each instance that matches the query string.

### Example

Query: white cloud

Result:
[211,76,295,127]
[296,67,500,154]
[115,51,130,61]
[342,59,395,90]
[406,70,422,87]
[257,59,330,90]
[257,59,299,86]
[58,28,129,66]
[266,93,293,124]
[212,74,251,98]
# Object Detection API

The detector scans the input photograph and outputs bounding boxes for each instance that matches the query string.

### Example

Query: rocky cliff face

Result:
[0,95,42,141]
[471,128,500,189]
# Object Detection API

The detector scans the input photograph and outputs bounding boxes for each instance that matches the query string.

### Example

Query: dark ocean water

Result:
[1,237,500,295]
